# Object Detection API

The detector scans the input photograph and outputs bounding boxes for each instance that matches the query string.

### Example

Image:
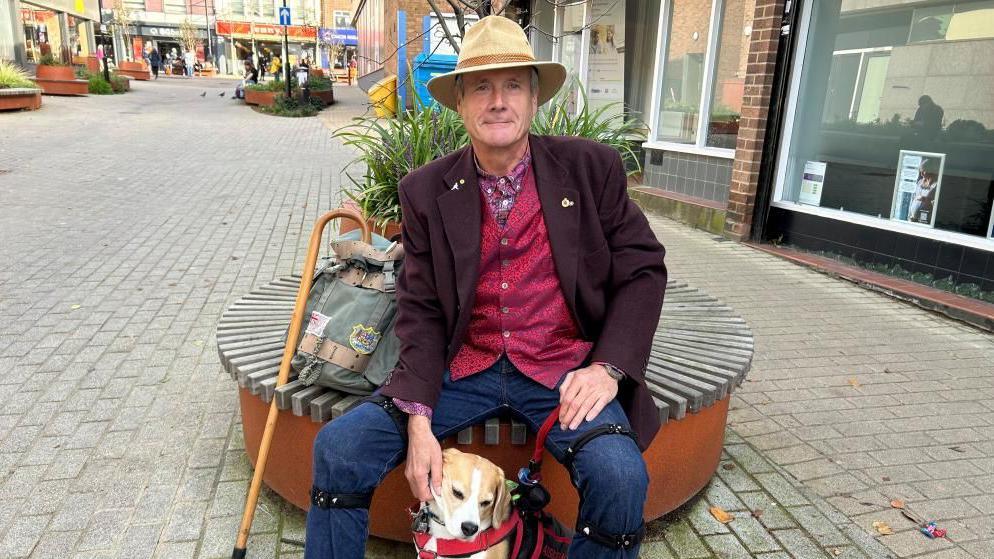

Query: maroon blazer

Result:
[379,134,668,450]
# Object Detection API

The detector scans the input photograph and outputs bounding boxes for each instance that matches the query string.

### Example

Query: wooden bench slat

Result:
[311,391,346,422]
[646,366,723,405]
[458,428,473,444]
[651,342,752,371]
[485,418,500,445]
[331,395,362,419]
[511,420,528,445]
[259,377,278,403]
[246,366,280,394]
[645,382,687,419]
[292,386,325,416]
[645,370,710,410]
[651,359,737,396]
[276,380,308,410]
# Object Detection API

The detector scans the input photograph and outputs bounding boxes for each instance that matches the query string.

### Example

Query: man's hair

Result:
[454,67,540,102]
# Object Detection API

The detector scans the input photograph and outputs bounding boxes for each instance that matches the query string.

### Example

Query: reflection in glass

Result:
[706,0,754,149]
[656,0,712,143]
[779,0,994,239]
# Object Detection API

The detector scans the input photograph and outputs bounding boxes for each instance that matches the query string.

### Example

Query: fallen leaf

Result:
[721,463,736,471]
[881,476,891,482]
[831,549,842,556]
[859,501,876,507]
[70,304,81,310]
[872,521,893,535]
[890,499,905,509]
[751,509,764,518]
[848,377,861,388]
[709,506,735,524]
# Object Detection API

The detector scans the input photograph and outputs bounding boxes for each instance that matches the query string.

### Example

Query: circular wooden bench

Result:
[218,276,753,541]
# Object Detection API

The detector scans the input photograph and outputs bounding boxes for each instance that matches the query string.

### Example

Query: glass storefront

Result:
[775,0,994,244]
[20,3,64,63]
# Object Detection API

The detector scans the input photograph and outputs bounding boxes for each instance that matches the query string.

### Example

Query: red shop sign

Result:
[215,21,317,41]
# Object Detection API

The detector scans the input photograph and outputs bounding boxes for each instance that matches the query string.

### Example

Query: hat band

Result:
[455,52,535,71]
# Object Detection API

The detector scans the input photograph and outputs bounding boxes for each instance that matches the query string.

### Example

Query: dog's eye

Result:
[480,500,492,507]
[452,489,464,500]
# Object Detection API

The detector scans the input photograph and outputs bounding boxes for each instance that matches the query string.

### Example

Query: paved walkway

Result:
[0,79,990,559]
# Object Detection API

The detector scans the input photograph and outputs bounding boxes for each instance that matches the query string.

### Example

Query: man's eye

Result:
[508,82,520,89]
[480,500,492,507]
[452,489,465,500]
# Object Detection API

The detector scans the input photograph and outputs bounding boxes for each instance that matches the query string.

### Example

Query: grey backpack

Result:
[289,230,404,395]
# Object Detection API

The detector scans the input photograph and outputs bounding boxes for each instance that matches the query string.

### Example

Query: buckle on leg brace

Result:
[577,519,645,550]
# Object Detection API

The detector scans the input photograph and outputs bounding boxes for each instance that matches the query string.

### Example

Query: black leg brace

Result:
[310,487,373,509]
[576,519,645,550]
[354,393,409,444]
[563,423,644,550]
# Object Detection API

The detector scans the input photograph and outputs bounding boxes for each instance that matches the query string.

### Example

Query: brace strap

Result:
[561,423,638,470]
[356,394,409,443]
[310,487,373,509]
[576,519,645,550]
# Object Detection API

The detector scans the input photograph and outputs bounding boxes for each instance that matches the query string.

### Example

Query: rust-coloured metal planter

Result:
[0,88,43,111]
[238,387,729,542]
[244,88,277,106]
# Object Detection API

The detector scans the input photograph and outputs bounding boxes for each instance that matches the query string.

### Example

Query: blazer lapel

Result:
[531,135,580,314]
[437,147,482,314]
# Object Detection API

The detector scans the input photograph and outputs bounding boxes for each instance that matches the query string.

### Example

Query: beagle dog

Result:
[418,448,513,558]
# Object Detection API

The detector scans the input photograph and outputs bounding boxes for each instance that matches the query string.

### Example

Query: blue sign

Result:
[278,7,291,26]
[318,28,358,46]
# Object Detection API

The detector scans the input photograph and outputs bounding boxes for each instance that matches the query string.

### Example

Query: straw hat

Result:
[427,15,567,112]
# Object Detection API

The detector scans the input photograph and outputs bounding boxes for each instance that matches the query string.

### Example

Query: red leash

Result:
[522,405,561,484]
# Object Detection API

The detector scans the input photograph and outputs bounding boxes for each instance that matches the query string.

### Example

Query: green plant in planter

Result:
[307,74,334,91]
[109,73,129,93]
[37,53,68,66]
[258,94,323,117]
[0,60,37,89]
[531,80,648,176]
[337,80,649,225]
[87,74,113,94]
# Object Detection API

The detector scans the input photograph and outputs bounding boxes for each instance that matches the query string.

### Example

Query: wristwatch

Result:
[596,362,625,381]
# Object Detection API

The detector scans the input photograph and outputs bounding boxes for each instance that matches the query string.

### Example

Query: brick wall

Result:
[724,0,784,240]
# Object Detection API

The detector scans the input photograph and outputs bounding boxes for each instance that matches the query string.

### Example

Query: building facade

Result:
[1,0,101,66]
[318,0,356,76]
[213,0,320,72]
[98,0,215,66]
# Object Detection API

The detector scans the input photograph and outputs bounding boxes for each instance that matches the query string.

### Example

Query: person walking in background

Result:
[258,50,269,81]
[347,56,357,85]
[183,49,195,78]
[270,55,282,81]
[148,47,161,80]
[234,60,258,99]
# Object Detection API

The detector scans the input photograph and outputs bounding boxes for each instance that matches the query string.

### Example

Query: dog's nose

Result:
[460,521,478,537]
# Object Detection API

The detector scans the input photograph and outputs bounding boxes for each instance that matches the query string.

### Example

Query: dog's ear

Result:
[491,466,512,527]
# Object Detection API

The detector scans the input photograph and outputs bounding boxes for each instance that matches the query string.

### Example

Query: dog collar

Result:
[413,513,521,558]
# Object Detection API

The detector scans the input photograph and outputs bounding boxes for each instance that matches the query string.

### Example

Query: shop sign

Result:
[141,26,207,39]
[890,150,945,227]
[216,21,317,42]
[318,27,357,46]
[798,161,826,206]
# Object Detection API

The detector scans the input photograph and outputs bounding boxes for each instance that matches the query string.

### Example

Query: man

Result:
[305,16,666,558]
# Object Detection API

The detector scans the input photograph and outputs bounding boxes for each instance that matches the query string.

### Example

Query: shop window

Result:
[655,0,712,144]
[775,0,994,242]
[706,0,754,148]
[20,3,64,63]
[334,11,350,29]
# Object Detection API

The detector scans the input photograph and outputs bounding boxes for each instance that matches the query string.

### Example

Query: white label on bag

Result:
[306,311,332,336]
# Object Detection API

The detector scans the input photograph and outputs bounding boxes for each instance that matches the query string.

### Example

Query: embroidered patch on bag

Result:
[306,311,332,336]
[349,324,381,354]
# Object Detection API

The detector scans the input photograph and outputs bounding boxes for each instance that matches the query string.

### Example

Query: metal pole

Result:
[283,0,290,99]
[204,0,212,60]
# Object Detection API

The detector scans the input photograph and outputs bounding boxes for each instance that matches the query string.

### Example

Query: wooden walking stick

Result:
[232,208,371,559]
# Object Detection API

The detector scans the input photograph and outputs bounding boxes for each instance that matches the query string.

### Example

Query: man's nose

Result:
[461,521,479,537]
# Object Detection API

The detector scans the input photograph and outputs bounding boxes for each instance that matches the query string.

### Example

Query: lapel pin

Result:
[459,179,465,184]
[561,197,574,208]
[451,182,460,191]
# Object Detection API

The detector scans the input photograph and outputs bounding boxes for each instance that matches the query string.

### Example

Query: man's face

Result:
[456,67,538,152]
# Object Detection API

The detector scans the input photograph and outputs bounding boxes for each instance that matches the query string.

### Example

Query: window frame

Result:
[643,0,737,159]
[770,0,994,252]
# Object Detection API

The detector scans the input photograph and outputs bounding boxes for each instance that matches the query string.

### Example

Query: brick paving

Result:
[0,79,990,558]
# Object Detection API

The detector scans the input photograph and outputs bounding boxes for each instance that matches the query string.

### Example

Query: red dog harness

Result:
[412,407,570,559]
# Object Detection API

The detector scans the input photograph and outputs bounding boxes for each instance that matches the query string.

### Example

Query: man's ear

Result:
[491,467,512,527]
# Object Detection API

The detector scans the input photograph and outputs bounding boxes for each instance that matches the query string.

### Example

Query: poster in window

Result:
[586,0,625,116]
[798,161,826,206]
[890,150,945,228]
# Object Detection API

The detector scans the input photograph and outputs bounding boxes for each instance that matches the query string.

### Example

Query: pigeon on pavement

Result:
[218,91,225,97]
[200,91,206,97]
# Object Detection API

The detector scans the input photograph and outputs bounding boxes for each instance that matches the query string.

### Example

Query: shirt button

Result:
[500,238,509,246]
[502,330,511,338]
[501,307,509,314]
[501,282,509,289]
[502,260,510,267]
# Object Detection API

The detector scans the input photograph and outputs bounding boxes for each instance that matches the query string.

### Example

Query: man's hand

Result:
[558,364,619,430]
[405,415,442,502]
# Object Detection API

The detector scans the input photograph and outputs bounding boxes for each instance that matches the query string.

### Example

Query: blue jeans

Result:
[305,356,648,558]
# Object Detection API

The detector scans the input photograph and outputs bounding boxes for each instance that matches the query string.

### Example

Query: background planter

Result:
[34,66,88,96]
[116,60,150,81]
[340,200,402,240]
[244,88,277,106]
[35,65,74,81]
[0,88,42,111]
[310,88,334,106]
